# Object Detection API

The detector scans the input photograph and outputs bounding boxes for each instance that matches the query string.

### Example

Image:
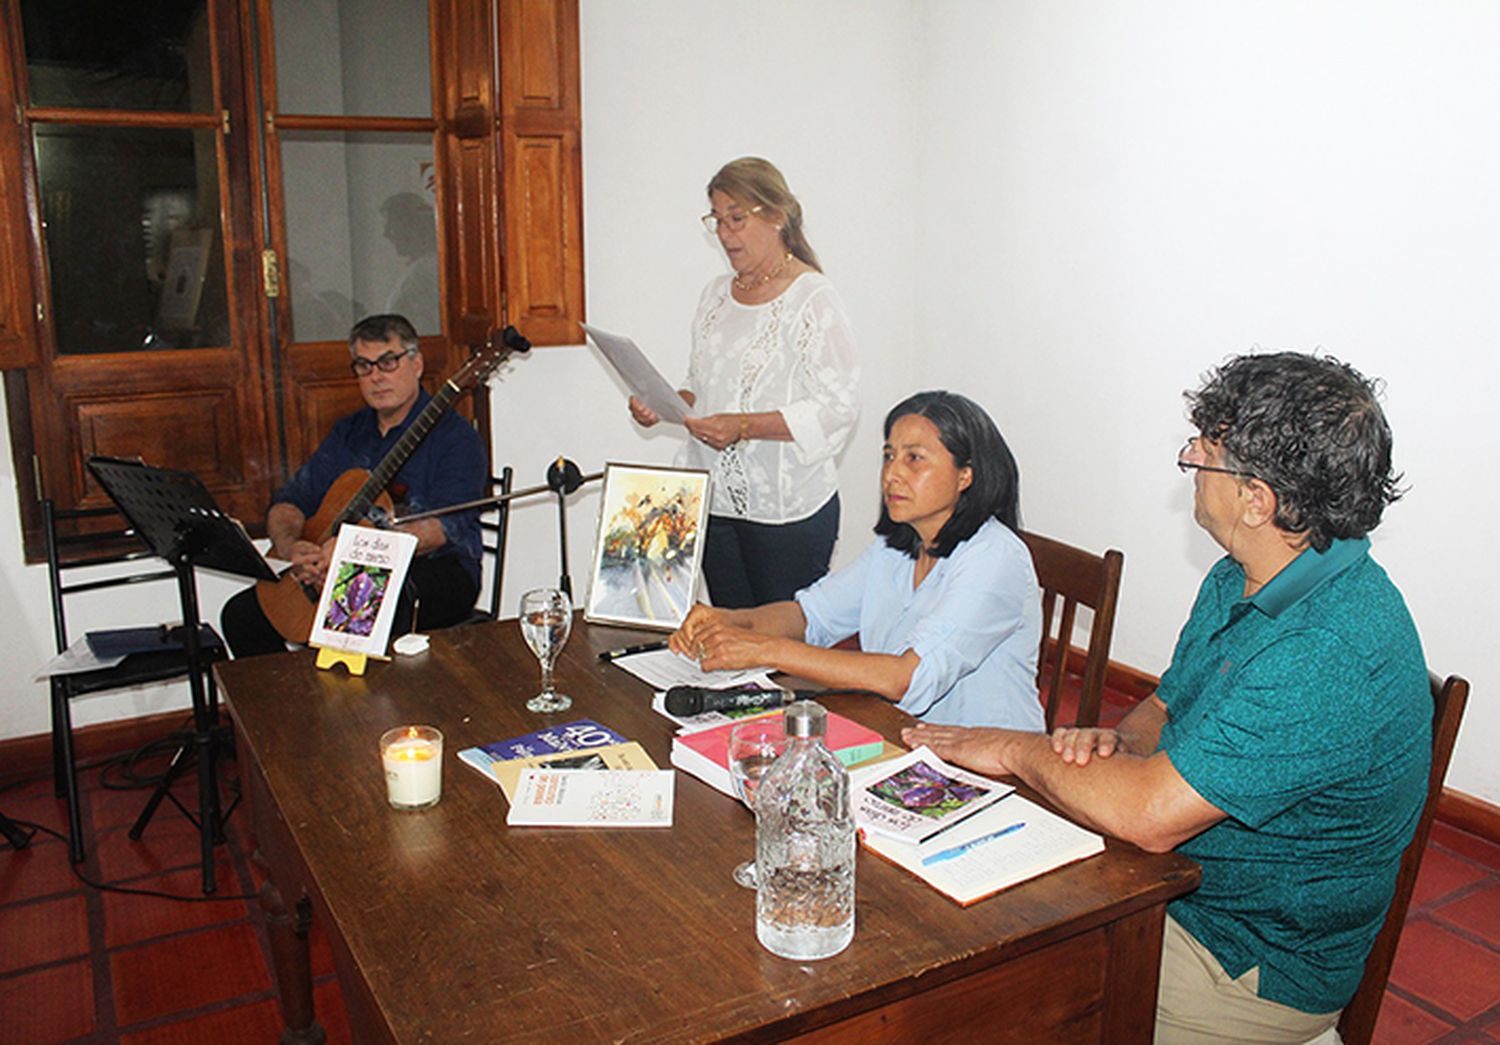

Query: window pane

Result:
[281,131,439,342]
[35,125,228,354]
[272,0,432,118]
[21,0,214,113]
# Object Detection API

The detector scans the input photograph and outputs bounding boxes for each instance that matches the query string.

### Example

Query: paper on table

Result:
[611,646,772,692]
[505,768,675,827]
[582,323,694,424]
[860,794,1105,906]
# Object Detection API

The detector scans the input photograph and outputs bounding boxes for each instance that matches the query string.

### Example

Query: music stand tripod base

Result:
[85,455,277,895]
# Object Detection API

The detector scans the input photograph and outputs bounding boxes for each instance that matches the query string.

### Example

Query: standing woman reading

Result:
[629,157,859,608]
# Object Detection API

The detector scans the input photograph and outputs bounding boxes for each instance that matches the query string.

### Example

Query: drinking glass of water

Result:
[727,717,788,889]
[519,588,572,713]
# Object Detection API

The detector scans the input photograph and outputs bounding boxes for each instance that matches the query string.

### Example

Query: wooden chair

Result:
[1337,672,1469,1044]
[467,467,514,623]
[43,499,224,863]
[1018,530,1125,730]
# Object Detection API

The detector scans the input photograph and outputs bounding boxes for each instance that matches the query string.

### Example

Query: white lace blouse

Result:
[677,273,860,524]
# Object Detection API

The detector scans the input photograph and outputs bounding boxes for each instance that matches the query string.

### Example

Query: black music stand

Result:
[86,455,276,894]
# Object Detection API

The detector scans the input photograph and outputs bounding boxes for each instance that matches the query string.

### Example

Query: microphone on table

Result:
[664,685,810,717]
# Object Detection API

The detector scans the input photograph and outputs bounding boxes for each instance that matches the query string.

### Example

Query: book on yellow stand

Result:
[308,525,418,672]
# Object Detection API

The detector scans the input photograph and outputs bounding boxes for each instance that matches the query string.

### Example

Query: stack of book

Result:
[458,720,673,828]
[669,709,886,798]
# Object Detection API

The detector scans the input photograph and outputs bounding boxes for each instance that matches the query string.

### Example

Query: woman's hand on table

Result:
[691,620,787,672]
[669,603,726,659]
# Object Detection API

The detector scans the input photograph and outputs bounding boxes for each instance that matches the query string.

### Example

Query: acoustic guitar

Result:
[255,334,518,643]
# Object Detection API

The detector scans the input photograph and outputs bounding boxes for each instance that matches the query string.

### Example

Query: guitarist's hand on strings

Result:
[284,538,334,589]
[267,503,333,589]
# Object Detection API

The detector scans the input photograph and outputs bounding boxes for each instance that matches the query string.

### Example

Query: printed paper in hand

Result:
[851,747,1014,845]
[506,768,675,827]
[581,323,694,423]
[308,526,418,656]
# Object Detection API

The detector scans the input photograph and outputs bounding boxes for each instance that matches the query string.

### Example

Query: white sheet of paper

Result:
[611,646,770,691]
[581,322,694,424]
[33,635,126,681]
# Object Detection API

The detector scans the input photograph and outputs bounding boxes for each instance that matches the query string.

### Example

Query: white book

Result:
[506,769,675,827]
[861,794,1106,906]
[308,525,418,656]
[849,747,1014,846]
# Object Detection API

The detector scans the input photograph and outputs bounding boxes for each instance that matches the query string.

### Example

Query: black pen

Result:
[598,640,670,663]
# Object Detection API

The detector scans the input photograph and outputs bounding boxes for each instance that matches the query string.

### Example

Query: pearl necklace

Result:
[733,252,793,292]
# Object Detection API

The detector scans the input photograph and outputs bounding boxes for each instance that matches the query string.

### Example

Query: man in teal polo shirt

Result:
[905,352,1430,1042]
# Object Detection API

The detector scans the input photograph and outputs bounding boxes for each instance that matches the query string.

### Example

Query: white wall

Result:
[914,0,1500,797]
[3,0,1495,803]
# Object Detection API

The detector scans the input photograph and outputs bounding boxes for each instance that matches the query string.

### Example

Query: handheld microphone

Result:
[664,684,807,717]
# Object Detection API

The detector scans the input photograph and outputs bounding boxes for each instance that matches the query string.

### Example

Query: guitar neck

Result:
[337,378,463,527]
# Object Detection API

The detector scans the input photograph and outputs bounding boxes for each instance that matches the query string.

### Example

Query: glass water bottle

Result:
[754,701,856,960]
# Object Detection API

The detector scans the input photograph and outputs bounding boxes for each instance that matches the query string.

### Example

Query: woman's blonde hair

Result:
[707,157,822,272]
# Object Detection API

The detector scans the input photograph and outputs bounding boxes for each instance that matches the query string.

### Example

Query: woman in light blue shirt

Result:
[670,391,1043,730]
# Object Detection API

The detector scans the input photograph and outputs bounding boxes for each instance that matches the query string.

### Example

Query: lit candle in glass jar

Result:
[380,725,443,810]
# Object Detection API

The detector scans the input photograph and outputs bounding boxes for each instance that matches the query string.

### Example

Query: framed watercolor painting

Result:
[583,464,710,630]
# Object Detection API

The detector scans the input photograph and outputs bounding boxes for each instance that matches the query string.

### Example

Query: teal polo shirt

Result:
[1157,537,1429,1014]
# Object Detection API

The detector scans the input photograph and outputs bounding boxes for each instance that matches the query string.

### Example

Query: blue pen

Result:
[921,821,1026,866]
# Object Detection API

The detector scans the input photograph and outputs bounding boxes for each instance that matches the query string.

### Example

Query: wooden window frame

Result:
[0,0,584,562]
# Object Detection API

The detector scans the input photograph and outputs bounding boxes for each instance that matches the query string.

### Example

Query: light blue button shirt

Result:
[796,518,1044,730]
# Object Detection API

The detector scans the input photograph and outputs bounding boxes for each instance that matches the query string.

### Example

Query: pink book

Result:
[669,709,886,798]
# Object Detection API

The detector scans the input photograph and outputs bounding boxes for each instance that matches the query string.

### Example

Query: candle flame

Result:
[406,725,419,739]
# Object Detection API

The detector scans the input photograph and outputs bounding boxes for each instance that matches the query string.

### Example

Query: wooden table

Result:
[219,618,1199,1043]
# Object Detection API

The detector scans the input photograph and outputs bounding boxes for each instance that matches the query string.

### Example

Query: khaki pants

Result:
[1156,914,1342,1045]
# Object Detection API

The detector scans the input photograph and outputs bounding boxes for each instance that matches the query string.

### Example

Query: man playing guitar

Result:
[220,314,487,657]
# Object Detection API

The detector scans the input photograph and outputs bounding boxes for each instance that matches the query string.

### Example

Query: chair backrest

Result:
[1337,672,1469,1044]
[43,499,175,654]
[478,467,514,619]
[1018,530,1125,730]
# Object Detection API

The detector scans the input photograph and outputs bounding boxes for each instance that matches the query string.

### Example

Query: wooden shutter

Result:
[496,0,584,345]
[0,14,40,370]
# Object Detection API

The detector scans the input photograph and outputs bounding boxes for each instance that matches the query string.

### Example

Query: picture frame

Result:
[583,463,710,631]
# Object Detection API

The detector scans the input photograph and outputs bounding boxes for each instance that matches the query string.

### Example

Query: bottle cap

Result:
[783,700,827,738]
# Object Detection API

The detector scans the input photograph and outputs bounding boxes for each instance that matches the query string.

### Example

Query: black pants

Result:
[702,495,840,609]
[220,554,479,658]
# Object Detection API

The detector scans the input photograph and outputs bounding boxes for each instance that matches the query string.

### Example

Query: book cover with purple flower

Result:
[309,525,418,656]
[851,747,1014,845]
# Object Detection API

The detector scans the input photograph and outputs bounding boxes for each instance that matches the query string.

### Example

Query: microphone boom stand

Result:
[391,457,602,601]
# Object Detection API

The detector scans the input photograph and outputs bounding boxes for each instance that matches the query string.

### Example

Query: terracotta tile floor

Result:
[0,754,351,1045]
[0,697,1495,1043]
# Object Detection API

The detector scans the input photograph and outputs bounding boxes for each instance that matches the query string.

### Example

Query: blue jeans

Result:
[702,494,840,609]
